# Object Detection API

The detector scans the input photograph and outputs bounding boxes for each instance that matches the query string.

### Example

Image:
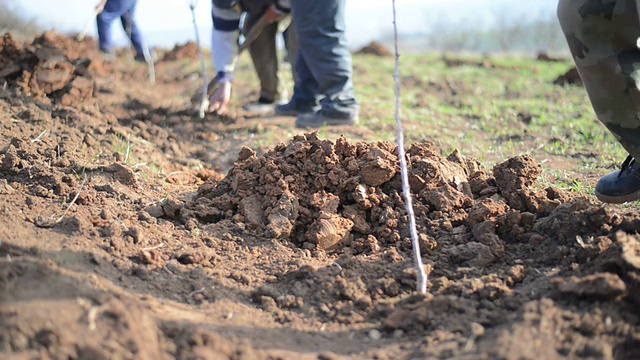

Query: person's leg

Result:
[291,0,358,125]
[284,21,299,85]
[274,19,302,116]
[97,0,122,54]
[120,0,147,59]
[275,51,320,116]
[558,0,640,202]
[244,12,281,105]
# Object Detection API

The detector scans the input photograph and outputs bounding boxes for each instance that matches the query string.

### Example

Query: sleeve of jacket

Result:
[211,3,241,83]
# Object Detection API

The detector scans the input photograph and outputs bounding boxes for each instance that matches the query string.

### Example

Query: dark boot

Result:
[595,155,640,203]
[295,110,359,129]
[275,100,298,116]
[275,99,318,117]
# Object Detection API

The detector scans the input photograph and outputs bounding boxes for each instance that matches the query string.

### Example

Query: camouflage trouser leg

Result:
[558,0,640,159]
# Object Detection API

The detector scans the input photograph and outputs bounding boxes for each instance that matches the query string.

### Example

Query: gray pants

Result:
[558,0,640,158]
[290,0,359,118]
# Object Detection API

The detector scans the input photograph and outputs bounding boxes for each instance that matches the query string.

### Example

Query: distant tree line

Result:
[382,12,568,56]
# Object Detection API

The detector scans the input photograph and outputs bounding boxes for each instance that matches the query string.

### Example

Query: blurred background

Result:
[0,0,566,55]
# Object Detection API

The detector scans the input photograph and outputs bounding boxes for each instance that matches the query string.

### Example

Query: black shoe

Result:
[595,155,640,203]
[275,100,297,116]
[295,111,359,129]
[275,100,318,117]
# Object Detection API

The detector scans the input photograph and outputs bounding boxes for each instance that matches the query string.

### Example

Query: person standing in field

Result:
[209,0,359,129]
[95,0,151,63]
[277,0,360,128]
[209,0,292,114]
[558,0,640,203]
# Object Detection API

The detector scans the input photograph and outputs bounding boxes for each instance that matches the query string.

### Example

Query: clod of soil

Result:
[442,55,496,69]
[553,66,582,86]
[1,31,101,104]
[356,41,392,57]
[160,41,201,62]
[536,52,563,62]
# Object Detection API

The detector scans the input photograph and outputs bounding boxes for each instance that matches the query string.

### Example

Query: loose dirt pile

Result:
[442,55,498,70]
[554,66,583,86]
[2,31,640,360]
[356,41,392,57]
[536,52,564,62]
[0,31,107,106]
[160,41,201,62]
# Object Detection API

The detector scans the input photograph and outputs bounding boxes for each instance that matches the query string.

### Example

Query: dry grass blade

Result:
[31,130,47,143]
[34,177,86,228]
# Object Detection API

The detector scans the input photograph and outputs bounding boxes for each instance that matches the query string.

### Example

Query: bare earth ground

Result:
[2,32,640,360]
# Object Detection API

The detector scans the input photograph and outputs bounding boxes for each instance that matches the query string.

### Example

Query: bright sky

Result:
[13,0,446,47]
[13,0,555,49]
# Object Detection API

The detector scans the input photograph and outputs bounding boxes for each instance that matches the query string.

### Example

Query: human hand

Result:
[208,82,232,115]
[263,4,286,24]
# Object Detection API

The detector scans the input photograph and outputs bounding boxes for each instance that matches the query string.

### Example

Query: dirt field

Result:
[2,32,640,360]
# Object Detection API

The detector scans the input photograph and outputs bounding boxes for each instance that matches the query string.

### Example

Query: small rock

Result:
[105,162,138,186]
[508,265,526,283]
[368,329,382,341]
[138,210,155,222]
[470,322,485,337]
[146,203,164,218]
[555,273,626,299]
[0,179,15,194]
[126,226,144,244]
[83,133,97,147]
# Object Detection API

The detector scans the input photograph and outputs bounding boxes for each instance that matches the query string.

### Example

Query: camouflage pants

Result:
[558,0,640,159]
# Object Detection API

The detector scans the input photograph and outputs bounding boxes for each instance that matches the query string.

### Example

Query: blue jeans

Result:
[97,0,146,57]
[290,0,359,119]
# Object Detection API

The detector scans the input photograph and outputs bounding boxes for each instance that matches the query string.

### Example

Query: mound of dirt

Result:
[553,66,582,86]
[0,33,34,80]
[356,41,392,57]
[442,55,496,69]
[31,31,101,61]
[161,41,200,62]
[179,132,567,259]
[536,52,563,62]
[0,31,104,105]
[154,132,640,358]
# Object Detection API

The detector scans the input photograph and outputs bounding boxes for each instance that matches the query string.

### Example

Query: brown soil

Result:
[161,42,201,62]
[2,31,640,360]
[356,41,392,57]
[442,55,498,70]
[554,66,583,87]
[536,52,564,62]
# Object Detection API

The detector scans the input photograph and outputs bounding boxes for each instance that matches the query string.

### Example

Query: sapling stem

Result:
[392,0,427,294]
[187,0,209,118]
